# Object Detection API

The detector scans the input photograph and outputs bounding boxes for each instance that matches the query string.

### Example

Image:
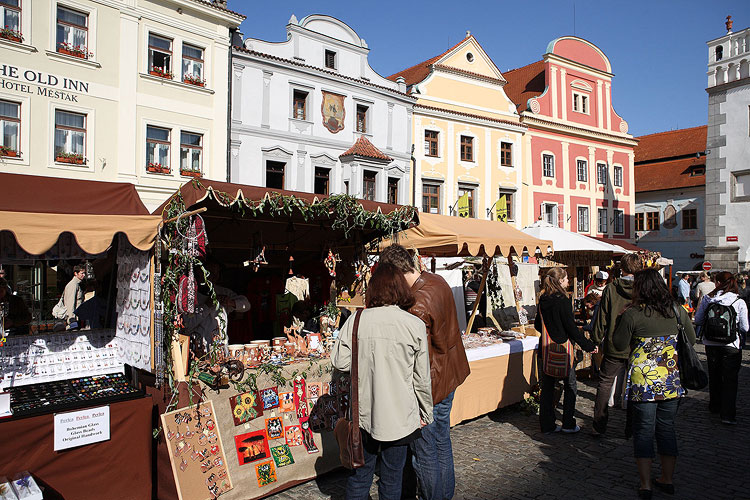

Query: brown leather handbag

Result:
[334,309,365,469]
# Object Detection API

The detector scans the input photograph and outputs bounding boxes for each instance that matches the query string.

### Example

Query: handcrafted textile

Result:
[284,276,310,301]
[625,335,685,402]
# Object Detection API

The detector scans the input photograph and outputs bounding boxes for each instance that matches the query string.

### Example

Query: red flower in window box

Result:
[147,162,170,174]
[149,67,173,80]
[56,152,85,164]
[182,74,206,87]
[0,27,23,43]
[57,42,93,59]
[180,170,202,178]
[0,146,18,157]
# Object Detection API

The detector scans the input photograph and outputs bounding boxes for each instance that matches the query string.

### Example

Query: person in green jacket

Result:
[591,253,643,435]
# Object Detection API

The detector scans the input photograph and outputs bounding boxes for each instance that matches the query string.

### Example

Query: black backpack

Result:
[703,298,740,344]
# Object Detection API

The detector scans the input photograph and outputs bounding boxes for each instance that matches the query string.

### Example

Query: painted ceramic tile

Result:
[307,382,322,400]
[270,444,295,467]
[299,417,319,454]
[279,391,295,412]
[260,386,280,410]
[285,425,303,447]
[293,377,307,419]
[234,430,269,465]
[229,391,263,426]
[265,416,283,440]
[254,460,277,487]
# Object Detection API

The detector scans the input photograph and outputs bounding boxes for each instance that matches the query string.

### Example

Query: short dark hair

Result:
[365,263,415,310]
[583,292,601,306]
[619,253,643,275]
[73,264,86,274]
[379,244,416,274]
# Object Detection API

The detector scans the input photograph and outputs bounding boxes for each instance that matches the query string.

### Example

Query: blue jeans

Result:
[410,391,455,500]
[346,430,408,500]
[631,398,680,458]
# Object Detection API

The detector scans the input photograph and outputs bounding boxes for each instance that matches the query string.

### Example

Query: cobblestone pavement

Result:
[268,346,750,500]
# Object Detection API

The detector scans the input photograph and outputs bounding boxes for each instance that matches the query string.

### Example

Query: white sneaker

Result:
[544,424,562,434]
[561,425,581,433]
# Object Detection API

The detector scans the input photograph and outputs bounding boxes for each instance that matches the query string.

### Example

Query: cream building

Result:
[0,0,244,210]
[388,34,526,225]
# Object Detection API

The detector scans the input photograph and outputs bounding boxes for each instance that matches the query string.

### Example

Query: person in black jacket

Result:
[534,268,597,434]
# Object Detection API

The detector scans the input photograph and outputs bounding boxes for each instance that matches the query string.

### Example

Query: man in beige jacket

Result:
[62,265,86,324]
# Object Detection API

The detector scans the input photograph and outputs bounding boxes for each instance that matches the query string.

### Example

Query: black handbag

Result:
[673,304,708,391]
[334,309,365,469]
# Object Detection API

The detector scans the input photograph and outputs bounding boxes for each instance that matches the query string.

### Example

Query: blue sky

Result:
[237,1,750,137]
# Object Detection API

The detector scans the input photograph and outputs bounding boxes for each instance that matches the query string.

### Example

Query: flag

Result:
[496,195,507,222]
[457,193,470,218]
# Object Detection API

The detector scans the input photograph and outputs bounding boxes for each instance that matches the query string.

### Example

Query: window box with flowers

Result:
[147,162,170,174]
[149,67,173,80]
[0,145,18,157]
[180,169,201,178]
[182,74,205,87]
[56,152,85,164]
[57,43,93,59]
[0,27,23,43]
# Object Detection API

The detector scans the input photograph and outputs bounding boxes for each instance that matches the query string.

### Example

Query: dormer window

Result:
[325,50,336,70]
[715,45,723,62]
[690,166,705,177]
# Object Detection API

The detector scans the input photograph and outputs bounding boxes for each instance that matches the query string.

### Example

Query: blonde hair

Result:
[541,267,568,296]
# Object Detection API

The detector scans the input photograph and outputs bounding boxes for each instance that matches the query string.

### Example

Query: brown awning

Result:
[0,172,149,215]
[387,212,553,257]
[0,211,162,255]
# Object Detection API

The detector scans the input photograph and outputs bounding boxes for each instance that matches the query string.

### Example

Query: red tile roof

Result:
[591,236,652,253]
[414,103,524,128]
[635,156,705,193]
[189,0,245,19]
[387,38,469,86]
[340,136,393,162]
[502,60,546,112]
[634,126,707,163]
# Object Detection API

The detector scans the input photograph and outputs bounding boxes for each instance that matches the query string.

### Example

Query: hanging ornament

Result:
[324,250,337,277]
[288,255,295,276]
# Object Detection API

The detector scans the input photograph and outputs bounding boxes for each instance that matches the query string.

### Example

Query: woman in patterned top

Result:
[613,269,696,499]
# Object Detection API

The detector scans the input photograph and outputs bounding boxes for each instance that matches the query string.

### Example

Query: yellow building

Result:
[388,33,527,226]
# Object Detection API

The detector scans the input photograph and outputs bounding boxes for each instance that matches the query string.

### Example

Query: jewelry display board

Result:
[161,401,233,500]
[115,235,152,371]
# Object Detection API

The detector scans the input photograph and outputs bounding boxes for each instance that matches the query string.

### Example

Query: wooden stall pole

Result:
[163,206,207,224]
[465,256,490,334]
[508,255,526,334]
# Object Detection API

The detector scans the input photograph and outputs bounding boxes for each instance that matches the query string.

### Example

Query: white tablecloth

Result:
[465,336,539,362]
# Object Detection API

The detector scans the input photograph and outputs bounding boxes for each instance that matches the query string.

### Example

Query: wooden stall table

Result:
[450,337,539,426]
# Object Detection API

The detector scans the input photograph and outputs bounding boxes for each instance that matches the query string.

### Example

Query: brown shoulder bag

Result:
[334,309,365,469]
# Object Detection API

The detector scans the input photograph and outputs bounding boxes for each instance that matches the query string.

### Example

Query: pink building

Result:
[504,37,637,240]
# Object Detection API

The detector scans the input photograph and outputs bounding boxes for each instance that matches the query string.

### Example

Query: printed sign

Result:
[54,406,110,451]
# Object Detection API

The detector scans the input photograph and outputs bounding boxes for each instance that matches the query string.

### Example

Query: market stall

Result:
[385,212,553,425]
[152,179,417,499]
[0,173,162,500]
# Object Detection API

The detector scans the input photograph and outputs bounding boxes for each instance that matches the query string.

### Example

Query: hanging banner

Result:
[457,193,470,218]
[496,195,508,222]
[321,91,345,134]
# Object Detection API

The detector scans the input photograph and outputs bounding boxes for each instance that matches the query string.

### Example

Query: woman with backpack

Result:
[612,269,696,499]
[694,271,749,425]
[534,268,597,434]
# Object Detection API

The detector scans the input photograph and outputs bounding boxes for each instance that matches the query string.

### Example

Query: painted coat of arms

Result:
[321,91,346,133]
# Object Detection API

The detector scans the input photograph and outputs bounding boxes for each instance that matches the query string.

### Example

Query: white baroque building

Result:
[230,15,416,204]
[705,16,750,271]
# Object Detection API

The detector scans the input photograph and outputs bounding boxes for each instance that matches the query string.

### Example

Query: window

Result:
[265,161,284,189]
[0,100,20,156]
[613,209,624,234]
[543,203,557,226]
[572,92,588,114]
[614,165,623,187]
[577,206,589,232]
[146,125,170,172]
[314,167,329,195]
[542,154,554,177]
[182,44,204,86]
[457,185,475,218]
[422,183,440,214]
[424,130,438,157]
[324,49,336,70]
[577,159,588,182]
[54,110,86,162]
[179,132,202,176]
[362,171,376,201]
[0,0,21,41]
[682,208,698,229]
[56,6,89,59]
[497,191,513,221]
[388,177,399,204]
[292,90,307,120]
[460,135,473,162]
[148,34,172,79]
[635,213,645,231]
[500,142,512,167]
[690,166,705,176]
[715,46,723,62]
[597,163,608,185]
[597,208,608,233]
[356,104,368,133]
[646,211,659,231]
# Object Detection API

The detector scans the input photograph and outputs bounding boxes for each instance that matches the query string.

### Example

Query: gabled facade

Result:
[634,126,707,271]
[705,17,750,272]
[504,37,636,239]
[0,0,244,210]
[230,15,415,204]
[388,34,526,224]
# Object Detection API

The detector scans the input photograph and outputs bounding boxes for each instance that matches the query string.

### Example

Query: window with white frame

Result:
[614,165,623,187]
[577,206,589,232]
[0,100,20,156]
[577,159,587,182]
[54,110,86,161]
[148,33,173,79]
[424,130,438,157]
[56,6,89,59]
[146,125,170,172]
[0,0,22,42]
[572,91,589,114]
[597,162,608,185]
[180,131,202,175]
[613,209,624,234]
[542,154,555,177]
[356,104,368,133]
[292,90,308,120]
[597,208,608,233]
[182,44,204,86]
[542,203,557,226]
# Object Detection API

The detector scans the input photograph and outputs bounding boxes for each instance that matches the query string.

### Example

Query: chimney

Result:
[396,76,406,93]
[726,15,733,33]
